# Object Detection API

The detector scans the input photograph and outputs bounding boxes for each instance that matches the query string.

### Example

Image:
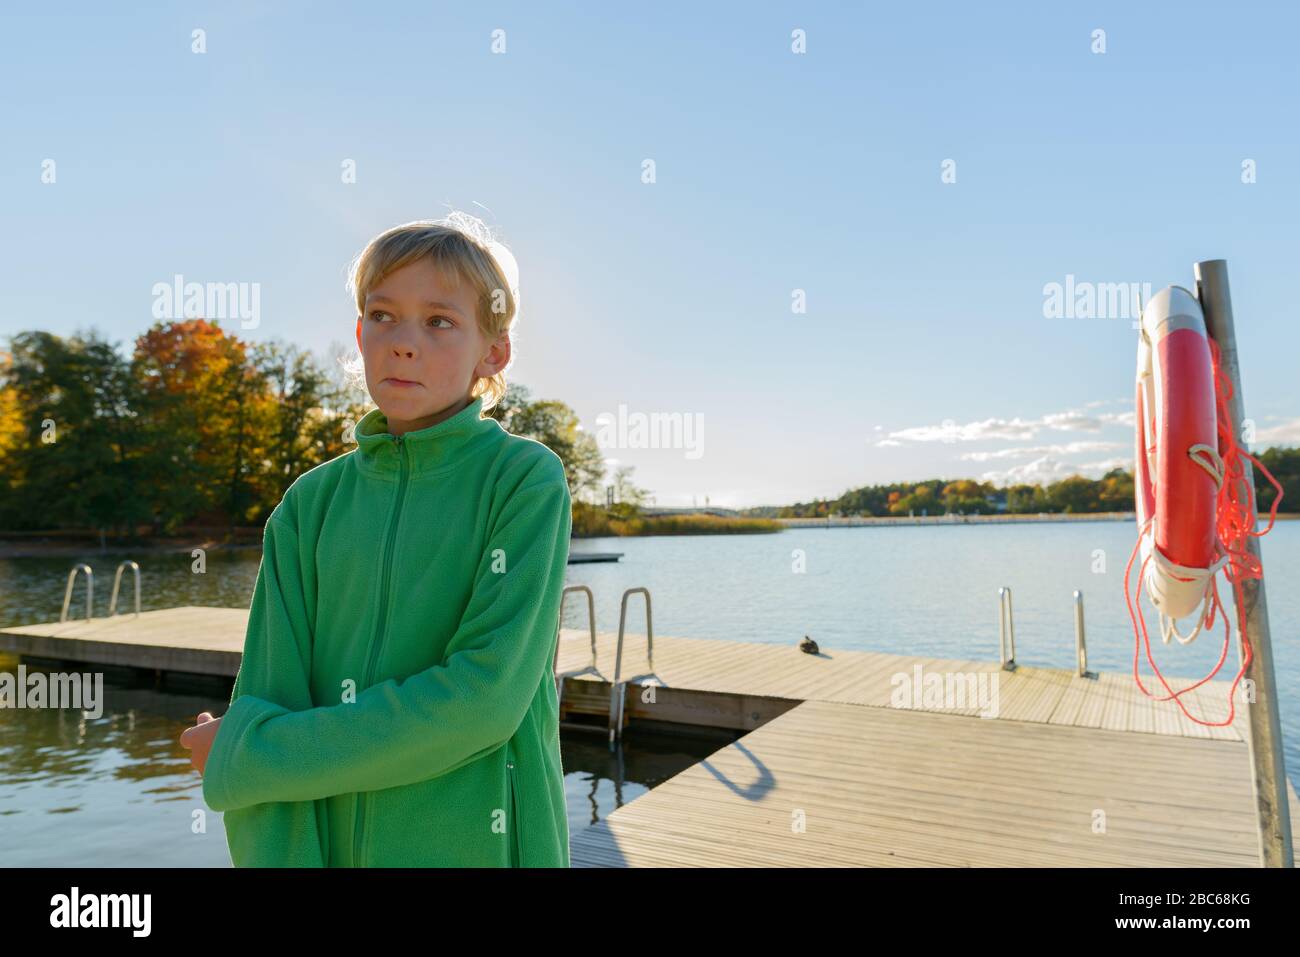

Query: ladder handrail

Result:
[1073,589,1090,677]
[61,564,93,623]
[610,587,653,744]
[554,585,597,674]
[996,586,1095,677]
[553,585,599,700]
[109,560,142,617]
[997,586,1016,670]
[612,586,653,684]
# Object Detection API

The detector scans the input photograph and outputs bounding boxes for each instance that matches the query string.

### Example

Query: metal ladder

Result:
[553,584,658,743]
[607,587,657,744]
[60,560,142,622]
[997,585,1093,678]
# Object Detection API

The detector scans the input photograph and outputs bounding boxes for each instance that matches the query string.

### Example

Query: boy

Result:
[180,214,572,867]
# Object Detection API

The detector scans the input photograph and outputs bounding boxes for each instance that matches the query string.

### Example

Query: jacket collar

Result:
[353,394,501,479]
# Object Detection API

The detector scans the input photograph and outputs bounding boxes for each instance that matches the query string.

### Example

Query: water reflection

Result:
[560,722,739,832]
[0,654,726,866]
[0,654,235,866]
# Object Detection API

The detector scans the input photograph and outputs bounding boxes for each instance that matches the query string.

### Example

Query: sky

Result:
[2,1,1297,508]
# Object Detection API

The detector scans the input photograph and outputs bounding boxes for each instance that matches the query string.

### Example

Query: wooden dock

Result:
[0,607,248,678]
[568,697,1297,866]
[551,628,1298,866]
[2,607,1293,866]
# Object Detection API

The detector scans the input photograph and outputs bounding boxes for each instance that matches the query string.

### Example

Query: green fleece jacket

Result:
[202,394,573,867]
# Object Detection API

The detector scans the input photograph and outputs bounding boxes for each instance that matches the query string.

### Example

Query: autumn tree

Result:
[0,330,149,536]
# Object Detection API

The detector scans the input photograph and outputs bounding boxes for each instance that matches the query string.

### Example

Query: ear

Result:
[477,332,511,377]
[355,315,363,352]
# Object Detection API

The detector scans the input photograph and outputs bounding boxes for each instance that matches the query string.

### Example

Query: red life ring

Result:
[1126,277,1284,728]
[1134,285,1224,640]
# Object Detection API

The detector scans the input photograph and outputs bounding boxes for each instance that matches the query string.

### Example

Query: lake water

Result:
[567,520,1299,790]
[2,519,1297,865]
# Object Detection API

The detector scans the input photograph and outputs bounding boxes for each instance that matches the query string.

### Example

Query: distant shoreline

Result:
[776,511,1298,528]
[3,511,1295,556]
[0,532,262,560]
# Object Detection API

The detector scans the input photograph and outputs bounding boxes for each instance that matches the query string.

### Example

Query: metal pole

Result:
[1073,590,1088,677]
[1194,258,1293,868]
[998,588,1007,665]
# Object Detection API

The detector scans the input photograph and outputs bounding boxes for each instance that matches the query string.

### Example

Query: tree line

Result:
[4,323,1295,535]
[0,321,606,537]
[763,454,1297,519]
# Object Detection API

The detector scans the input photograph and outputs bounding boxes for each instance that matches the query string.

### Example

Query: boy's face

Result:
[355,257,510,436]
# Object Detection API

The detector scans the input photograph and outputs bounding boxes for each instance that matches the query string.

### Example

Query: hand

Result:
[180,711,222,776]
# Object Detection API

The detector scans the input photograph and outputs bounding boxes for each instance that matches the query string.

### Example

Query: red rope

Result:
[1124,336,1284,726]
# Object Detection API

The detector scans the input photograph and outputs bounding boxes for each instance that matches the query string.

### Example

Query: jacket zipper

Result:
[352,432,409,867]
[507,757,522,868]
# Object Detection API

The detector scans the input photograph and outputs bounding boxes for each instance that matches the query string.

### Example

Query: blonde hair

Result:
[342,211,520,413]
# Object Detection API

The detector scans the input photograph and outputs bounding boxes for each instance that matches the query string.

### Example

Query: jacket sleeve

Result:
[202,504,327,865]
[200,460,573,812]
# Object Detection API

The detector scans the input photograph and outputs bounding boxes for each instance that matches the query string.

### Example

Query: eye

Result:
[428,316,454,328]
[368,310,392,322]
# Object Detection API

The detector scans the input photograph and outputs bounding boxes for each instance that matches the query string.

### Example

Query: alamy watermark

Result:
[1043,274,1152,325]
[890,664,1000,718]
[0,666,104,718]
[595,403,704,460]
[151,273,261,329]
[49,887,150,936]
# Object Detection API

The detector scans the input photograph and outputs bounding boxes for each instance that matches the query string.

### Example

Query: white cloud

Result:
[978,454,1133,487]
[1255,417,1300,445]
[885,416,1041,443]
[1078,457,1132,473]
[874,399,1300,486]
[978,456,1077,486]
[879,403,1132,446]
[961,440,1122,462]
[1040,411,1105,431]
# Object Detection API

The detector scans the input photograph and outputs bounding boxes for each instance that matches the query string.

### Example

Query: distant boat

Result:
[567,551,623,564]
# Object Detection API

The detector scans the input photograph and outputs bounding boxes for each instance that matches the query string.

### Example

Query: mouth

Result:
[382,377,422,387]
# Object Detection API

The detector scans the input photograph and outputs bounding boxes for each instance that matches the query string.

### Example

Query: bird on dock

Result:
[798,634,819,655]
